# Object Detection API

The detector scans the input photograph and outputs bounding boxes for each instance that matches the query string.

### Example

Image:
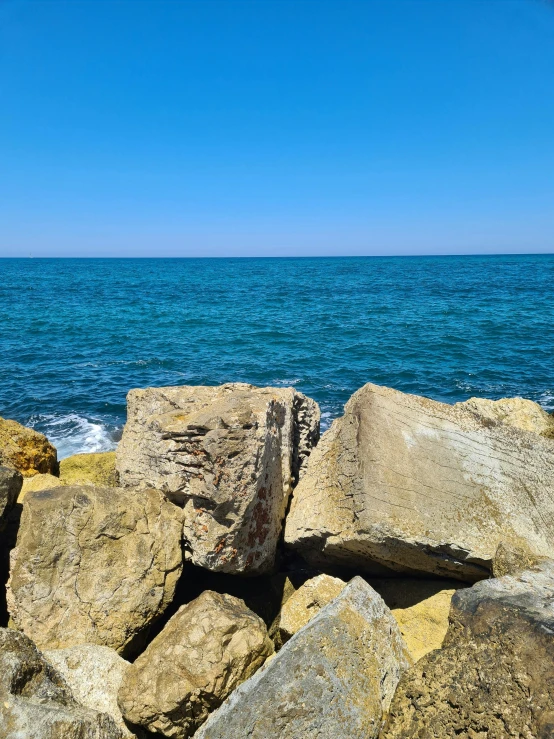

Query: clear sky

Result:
[1,0,553,257]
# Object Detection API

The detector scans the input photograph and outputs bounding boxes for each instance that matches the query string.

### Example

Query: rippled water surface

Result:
[1,255,553,457]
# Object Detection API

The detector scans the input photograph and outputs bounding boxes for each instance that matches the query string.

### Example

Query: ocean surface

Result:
[1,255,553,459]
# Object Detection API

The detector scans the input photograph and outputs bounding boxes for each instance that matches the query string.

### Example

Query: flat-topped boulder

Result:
[382,560,554,737]
[60,451,118,487]
[285,383,554,580]
[0,416,58,476]
[194,577,411,739]
[7,485,183,657]
[116,383,319,574]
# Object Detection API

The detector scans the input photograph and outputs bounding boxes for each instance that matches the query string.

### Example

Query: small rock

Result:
[60,451,118,487]
[194,577,412,739]
[0,416,58,476]
[118,590,274,739]
[457,395,554,437]
[18,472,60,500]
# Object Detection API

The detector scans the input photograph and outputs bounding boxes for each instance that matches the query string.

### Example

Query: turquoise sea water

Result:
[1,255,553,458]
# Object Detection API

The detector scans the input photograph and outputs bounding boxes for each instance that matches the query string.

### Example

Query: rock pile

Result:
[1,381,553,738]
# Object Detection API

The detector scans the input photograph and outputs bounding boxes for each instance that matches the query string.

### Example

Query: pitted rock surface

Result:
[0,415,58,476]
[116,383,319,574]
[457,395,554,437]
[285,383,554,580]
[7,485,183,656]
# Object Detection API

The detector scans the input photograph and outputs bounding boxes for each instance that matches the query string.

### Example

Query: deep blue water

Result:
[1,255,553,458]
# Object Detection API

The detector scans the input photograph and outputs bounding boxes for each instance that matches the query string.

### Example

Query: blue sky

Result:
[1,0,553,257]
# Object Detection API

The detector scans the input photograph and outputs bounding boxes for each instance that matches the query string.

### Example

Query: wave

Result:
[26,414,120,460]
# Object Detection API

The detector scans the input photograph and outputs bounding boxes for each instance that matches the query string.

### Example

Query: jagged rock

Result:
[457,395,554,437]
[0,416,58,476]
[382,560,554,738]
[60,451,118,487]
[285,383,554,581]
[45,644,143,738]
[271,573,346,647]
[492,540,548,578]
[118,590,274,739]
[0,627,124,738]
[19,472,60,500]
[116,383,319,574]
[7,485,183,657]
[0,465,22,526]
[194,577,412,739]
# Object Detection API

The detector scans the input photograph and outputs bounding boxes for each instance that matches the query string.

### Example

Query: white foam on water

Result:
[27,414,119,460]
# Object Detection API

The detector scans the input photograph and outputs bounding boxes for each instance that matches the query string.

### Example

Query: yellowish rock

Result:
[0,417,57,477]
[390,589,458,662]
[457,396,554,437]
[59,451,118,487]
[19,473,61,501]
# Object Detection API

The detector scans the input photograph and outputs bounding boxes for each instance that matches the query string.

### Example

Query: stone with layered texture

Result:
[45,644,143,738]
[0,627,124,738]
[382,560,554,738]
[0,415,58,476]
[285,383,554,581]
[116,383,319,574]
[457,395,554,437]
[7,485,183,657]
[0,465,22,526]
[118,590,274,739]
[194,577,412,739]
[60,451,118,487]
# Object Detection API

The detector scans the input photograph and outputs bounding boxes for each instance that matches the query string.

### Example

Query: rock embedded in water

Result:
[0,415,58,476]
[457,395,554,437]
[7,485,183,657]
[118,590,274,739]
[0,465,22,526]
[382,560,554,738]
[116,383,320,574]
[285,383,554,581]
[194,577,412,739]
[0,627,124,738]
[59,451,118,487]
[45,644,143,738]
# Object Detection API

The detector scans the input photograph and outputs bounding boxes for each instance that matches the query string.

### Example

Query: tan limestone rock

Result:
[18,472,60,500]
[116,383,319,574]
[492,540,548,578]
[457,395,554,437]
[285,383,554,581]
[118,590,274,739]
[0,465,22,525]
[59,451,118,487]
[7,485,183,657]
[0,416,58,476]
[390,588,457,662]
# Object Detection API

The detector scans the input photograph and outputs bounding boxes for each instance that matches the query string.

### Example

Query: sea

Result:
[1,255,553,459]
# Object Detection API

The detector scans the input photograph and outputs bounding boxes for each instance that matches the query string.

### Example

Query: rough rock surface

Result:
[8,485,183,656]
[272,573,346,647]
[18,472,60,500]
[0,415,58,476]
[194,577,412,739]
[60,451,118,487]
[116,383,319,574]
[492,540,548,578]
[382,560,554,738]
[118,590,274,739]
[0,627,123,738]
[285,383,554,580]
[457,395,554,437]
[0,465,22,525]
[45,644,143,738]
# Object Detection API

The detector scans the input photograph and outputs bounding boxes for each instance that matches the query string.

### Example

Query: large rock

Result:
[285,383,554,581]
[382,560,554,738]
[60,451,118,487]
[45,644,143,738]
[0,465,22,526]
[0,416,58,476]
[457,395,554,437]
[116,383,319,574]
[7,485,183,656]
[118,590,274,738]
[0,627,123,738]
[18,471,60,500]
[194,577,412,739]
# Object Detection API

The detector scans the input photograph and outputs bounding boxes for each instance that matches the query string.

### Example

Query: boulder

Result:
[60,451,118,487]
[492,540,548,578]
[118,590,274,738]
[457,395,554,437]
[285,383,554,581]
[0,416,58,476]
[18,471,60,500]
[45,644,143,738]
[116,383,319,574]
[271,573,346,647]
[0,465,22,526]
[0,626,123,738]
[194,577,412,739]
[7,485,183,656]
[382,560,554,738]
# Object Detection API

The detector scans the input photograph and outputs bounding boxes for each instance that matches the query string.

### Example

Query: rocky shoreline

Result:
[1,381,553,738]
